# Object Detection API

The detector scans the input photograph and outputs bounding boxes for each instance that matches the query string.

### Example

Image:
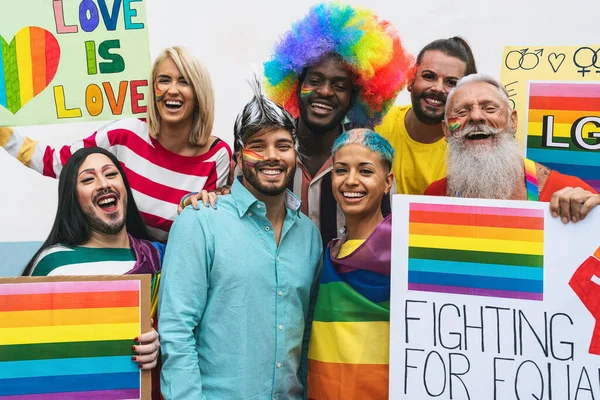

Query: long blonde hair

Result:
[147,46,215,147]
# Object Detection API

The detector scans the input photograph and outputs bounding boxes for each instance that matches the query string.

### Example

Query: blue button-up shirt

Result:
[159,178,322,400]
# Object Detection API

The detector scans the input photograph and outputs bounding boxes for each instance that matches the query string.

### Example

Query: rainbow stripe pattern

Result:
[0,280,142,399]
[308,247,389,399]
[300,86,313,98]
[448,117,461,132]
[154,85,165,102]
[526,82,600,192]
[407,203,545,301]
[524,158,539,201]
[241,149,264,167]
[0,27,61,114]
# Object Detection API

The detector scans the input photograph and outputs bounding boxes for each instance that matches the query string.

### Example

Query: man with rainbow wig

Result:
[264,2,412,246]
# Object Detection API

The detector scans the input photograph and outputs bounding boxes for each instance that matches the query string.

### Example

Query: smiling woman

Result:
[0,46,231,241]
[308,129,396,399]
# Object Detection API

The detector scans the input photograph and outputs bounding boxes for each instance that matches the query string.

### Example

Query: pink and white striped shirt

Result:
[0,119,232,241]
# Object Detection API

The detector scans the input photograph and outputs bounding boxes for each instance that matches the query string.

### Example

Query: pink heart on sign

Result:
[0,26,61,114]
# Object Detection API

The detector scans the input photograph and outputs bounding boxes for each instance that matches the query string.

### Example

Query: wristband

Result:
[180,192,199,208]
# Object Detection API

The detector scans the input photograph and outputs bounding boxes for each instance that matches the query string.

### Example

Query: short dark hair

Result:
[23,147,153,275]
[416,37,477,76]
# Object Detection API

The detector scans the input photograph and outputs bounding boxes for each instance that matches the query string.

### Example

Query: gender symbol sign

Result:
[0,0,151,126]
[501,45,600,193]
[390,195,600,399]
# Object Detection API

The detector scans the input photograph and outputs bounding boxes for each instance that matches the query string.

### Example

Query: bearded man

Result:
[425,73,600,223]
[376,36,477,195]
[158,75,322,399]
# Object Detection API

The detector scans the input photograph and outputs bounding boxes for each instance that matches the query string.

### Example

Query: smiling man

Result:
[158,74,322,399]
[376,37,477,194]
[25,147,163,277]
[426,74,600,223]
[263,2,411,245]
[22,147,163,398]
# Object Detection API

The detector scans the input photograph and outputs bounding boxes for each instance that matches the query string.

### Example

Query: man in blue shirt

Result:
[158,73,323,399]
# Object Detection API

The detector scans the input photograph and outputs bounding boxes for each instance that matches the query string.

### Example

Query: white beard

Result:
[447,130,524,199]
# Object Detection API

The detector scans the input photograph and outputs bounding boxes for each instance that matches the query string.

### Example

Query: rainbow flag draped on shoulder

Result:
[308,215,392,399]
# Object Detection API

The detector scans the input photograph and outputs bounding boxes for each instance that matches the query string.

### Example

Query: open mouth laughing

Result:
[95,193,119,213]
[164,100,184,111]
[465,131,494,141]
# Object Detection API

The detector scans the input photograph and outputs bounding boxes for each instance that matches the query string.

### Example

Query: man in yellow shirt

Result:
[376,37,477,194]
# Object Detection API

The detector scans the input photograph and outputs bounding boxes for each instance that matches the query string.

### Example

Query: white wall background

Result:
[1,0,597,273]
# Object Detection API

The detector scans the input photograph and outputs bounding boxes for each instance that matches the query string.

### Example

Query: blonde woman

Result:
[0,46,231,241]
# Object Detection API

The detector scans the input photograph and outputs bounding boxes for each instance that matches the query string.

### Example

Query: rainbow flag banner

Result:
[0,276,150,399]
[525,81,600,192]
[407,202,545,301]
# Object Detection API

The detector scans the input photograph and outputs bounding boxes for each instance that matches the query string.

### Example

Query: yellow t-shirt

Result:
[375,105,447,195]
[337,240,365,258]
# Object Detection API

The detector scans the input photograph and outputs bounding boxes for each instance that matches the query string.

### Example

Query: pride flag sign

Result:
[0,276,150,399]
[525,81,600,192]
[407,203,545,301]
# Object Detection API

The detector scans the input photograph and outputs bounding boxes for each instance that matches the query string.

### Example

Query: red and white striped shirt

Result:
[1,119,232,241]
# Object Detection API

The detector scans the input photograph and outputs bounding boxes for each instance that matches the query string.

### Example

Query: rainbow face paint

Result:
[300,85,313,99]
[242,149,265,168]
[155,85,165,103]
[448,117,461,132]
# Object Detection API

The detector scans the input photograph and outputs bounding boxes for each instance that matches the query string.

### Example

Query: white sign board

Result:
[390,194,600,400]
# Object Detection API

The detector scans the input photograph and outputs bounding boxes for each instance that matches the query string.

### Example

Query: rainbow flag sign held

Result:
[0,277,148,399]
[407,202,545,301]
[525,81,600,192]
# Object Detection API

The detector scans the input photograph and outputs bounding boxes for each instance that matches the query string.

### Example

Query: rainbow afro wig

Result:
[264,2,413,128]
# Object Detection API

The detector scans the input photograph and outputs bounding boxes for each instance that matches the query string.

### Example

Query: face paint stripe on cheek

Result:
[242,149,265,168]
[300,85,313,99]
[155,85,165,103]
[448,117,461,132]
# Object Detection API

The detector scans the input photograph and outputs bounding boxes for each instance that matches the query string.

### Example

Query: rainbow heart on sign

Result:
[0,27,61,114]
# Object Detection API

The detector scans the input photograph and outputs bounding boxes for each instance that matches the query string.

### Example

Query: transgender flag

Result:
[525,81,600,192]
[407,203,545,301]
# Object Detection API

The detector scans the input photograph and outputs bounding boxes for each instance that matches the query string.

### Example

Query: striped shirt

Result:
[30,245,137,276]
[290,158,393,246]
[0,119,232,240]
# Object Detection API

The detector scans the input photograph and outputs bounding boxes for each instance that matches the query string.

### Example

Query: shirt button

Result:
[257,204,262,209]
[265,226,270,231]
[277,362,282,368]
[278,290,283,296]
[247,212,252,216]
[277,257,281,262]
[279,324,283,330]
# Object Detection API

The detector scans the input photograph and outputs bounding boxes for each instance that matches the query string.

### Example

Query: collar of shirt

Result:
[297,157,333,184]
[230,176,302,218]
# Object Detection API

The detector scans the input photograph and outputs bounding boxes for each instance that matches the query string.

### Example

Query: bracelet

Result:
[180,192,199,208]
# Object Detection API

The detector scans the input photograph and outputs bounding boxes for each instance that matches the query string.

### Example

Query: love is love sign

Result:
[0,0,151,126]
